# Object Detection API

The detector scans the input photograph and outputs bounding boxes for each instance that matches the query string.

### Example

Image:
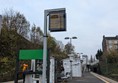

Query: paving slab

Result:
[67,72,105,83]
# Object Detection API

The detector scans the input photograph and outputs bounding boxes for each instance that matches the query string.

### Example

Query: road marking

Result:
[2,80,23,83]
[91,72,110,83]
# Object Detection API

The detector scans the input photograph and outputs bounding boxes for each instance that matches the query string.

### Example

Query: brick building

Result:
[102,35,118,53]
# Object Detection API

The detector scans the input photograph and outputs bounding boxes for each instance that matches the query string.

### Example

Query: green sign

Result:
[19,49,43,60]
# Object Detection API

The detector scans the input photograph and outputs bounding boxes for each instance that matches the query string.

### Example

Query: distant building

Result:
[0,15,2,34]
[81,55,88,72]
[102,35,118,53]
[82,55,88,65]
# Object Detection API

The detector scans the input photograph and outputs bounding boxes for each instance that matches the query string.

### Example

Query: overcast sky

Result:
[0,0,118,57]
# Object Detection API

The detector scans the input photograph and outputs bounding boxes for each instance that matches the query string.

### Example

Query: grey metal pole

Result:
[70,38,72,79]
[42,10,48,83]
[70,38,72,45]
[70,60,72,79]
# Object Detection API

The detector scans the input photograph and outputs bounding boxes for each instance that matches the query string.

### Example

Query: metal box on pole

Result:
[42,8,66,83]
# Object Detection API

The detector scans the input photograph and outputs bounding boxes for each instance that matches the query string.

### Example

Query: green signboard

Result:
[19,49,43,60]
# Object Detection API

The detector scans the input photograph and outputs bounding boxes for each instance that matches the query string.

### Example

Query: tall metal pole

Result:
[42,10,48,83]
[65,36,77,79]
[69,38,73,79]
[43,8,66,83]
[70,38,72,53]
[70,38,72,46]
[70,60,72,79]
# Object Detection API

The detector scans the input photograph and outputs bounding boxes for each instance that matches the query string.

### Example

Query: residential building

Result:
[102,35,118,53]
[81,55,88,71]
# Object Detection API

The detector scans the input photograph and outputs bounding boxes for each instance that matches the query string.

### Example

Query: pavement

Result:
[91,72,118,83]
[2,72,118,83]
[67,72,118,83]
[67,72,105,83]
[1,80,23,83]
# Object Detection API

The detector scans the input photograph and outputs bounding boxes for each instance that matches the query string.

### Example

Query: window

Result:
[108,40,112,45]
[109,44,112,49]
[114,40,117,44]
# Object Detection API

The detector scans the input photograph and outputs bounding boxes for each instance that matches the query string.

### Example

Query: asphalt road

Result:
[67,72,105,83]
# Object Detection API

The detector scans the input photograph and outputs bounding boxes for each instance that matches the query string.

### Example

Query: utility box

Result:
[72,60,82,77]
[63,58,71,77]
[63,56,82,78]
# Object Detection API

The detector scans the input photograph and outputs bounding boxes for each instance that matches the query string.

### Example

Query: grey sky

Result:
[0,0,118,57]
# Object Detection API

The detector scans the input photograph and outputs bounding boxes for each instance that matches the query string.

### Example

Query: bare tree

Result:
[2,9,30,38]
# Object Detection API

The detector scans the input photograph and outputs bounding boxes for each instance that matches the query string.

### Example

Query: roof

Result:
[103,35,118,40]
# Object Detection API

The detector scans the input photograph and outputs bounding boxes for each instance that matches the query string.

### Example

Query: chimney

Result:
[103,35,105,39]
[116,35,118,39]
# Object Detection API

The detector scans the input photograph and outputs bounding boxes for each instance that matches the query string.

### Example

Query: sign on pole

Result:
[19,49,43,60]
[42,8,66,83]
[48,8,66,32]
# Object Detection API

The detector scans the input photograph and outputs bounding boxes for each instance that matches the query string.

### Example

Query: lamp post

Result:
[77,53,83,59]
[77,53,83,76]
[64,36,77,79]
[70,60,73,79]
[65,36,77,54]
[42,8,66,83]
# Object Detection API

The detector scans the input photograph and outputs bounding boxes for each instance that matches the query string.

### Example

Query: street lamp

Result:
[65,36,77,43]
[77,53,83,59]
[65,36,77,54]
[64,36,77,79]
